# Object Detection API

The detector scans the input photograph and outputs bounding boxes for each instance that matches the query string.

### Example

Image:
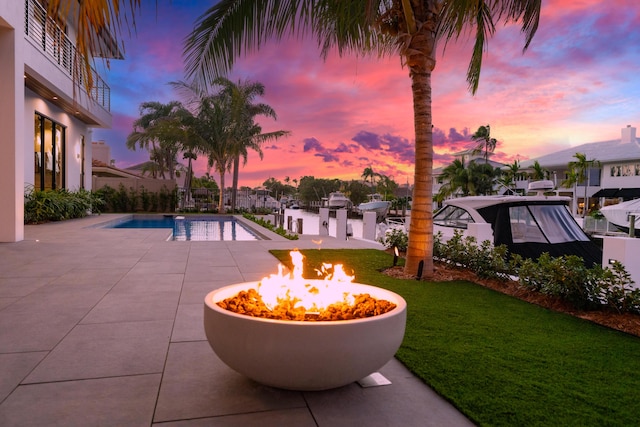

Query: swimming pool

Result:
[107,215,261,241]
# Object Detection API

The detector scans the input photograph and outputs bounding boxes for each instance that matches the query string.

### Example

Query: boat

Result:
[432,180,602,267]
[600,198,640,236]
[358,193,391,220]
[327,191,352,209]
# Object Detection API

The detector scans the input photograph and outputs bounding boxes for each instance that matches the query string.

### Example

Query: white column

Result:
[318,208,330,236]
[335,209,347,240]
[0,23,24,242]
[602,236,640,290]
[362,211,378,241]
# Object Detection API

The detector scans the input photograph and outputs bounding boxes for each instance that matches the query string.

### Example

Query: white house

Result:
[0,0,118,242]
[520,125,640,216]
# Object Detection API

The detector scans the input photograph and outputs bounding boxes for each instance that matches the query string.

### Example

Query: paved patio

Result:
[0,214,473,426]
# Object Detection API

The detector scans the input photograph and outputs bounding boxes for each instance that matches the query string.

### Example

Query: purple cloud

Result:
[303,137,324,152]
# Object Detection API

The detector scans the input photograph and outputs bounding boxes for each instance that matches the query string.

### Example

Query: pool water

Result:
[110,216,260,241]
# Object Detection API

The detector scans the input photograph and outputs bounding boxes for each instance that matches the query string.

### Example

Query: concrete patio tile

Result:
[128,260,187,275]
[0,261,75,278]
[151,407,316,426]
[171,303,205,342]
[154,341,306,423]
[112,272,184,294]
[24,320,172,383]
[0,352,47,402]
[80,290,180,324]
[186,248,239,267]
[82,255,143,270]
[49,268,128,289]
[0,276,52,298]
[0,298,19,311]
[141,244,190,259]
[303,358,475,427]
[184,265,243,283]
[0,374,161,427]
[0,285,111,352]
[179,280,227,305]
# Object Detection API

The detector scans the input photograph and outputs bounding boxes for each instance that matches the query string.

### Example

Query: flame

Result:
[257,250,356,312]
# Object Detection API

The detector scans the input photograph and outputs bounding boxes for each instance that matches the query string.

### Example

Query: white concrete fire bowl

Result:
[204,281,407,391]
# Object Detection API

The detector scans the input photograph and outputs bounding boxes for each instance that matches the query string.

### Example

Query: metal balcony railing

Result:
[24,0,111,111]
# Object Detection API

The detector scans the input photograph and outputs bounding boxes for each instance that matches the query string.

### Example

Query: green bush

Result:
[93,184,177,213]
[24,187,104,224]
[242,214,299,240]
[433,230,514,280]
[433,230,640,314]
[378,227,408,252]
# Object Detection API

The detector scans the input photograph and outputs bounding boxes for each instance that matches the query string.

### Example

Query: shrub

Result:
[378,228,408,252]
[93,184,176,213]
[599,261,640,314]
[242,214,299,240]
[433,230,514,280]
[140,187,150,212]
[434,231,638,314]
[24,187,103,224]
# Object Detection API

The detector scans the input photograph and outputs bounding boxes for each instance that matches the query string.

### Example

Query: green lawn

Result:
[271,249,640,427]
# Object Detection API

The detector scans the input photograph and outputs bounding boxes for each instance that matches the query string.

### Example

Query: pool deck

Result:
[0,214,473,426]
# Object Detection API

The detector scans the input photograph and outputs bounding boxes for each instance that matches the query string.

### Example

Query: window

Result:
[576,167,601,186]
[509,204,589,244]
[434,205,474,229]
[34,113,66,190]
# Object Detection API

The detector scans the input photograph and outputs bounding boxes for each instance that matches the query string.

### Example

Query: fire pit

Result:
[203,251,407,391]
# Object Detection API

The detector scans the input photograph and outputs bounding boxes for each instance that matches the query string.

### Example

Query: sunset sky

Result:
[93,0,640,188]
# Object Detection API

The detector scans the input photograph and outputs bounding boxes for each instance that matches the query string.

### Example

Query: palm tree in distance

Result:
[183,1,542,279]
[59,1,542,278]
[471,125,497,164]
[562,153,600,218]
[361,167,377,192]
[530,160,548,181]
[214,78,290,212]
[126,101,185,179]
[498,159,522,194]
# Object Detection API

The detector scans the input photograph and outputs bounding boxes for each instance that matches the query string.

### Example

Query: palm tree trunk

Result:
[404,66,435,279]
[185,158,193,206]
[231,155,240,212]
[218,170,225,214]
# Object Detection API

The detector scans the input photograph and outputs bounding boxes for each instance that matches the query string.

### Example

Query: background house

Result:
[520,125,640,216]
[0,0,119,242]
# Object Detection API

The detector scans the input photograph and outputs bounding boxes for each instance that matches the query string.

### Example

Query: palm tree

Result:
[530,160,548,181]
[470,162,501,195]
[195,95,235,213]
[213,78,290,212]
[438,159,465,199]
[64,1,541,278]
[126,101,185,179]
[438,159,499,200]
[562,153,600,218]
[498,159,521,194]
[471,125,497,163]
[182,151,198,206]
[361,167,379,192]
[45,1,142,99]
[182,1,541,278]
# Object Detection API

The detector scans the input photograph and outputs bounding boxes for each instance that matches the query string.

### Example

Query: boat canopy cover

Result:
[600,198,640,233]
[477,201,602,267]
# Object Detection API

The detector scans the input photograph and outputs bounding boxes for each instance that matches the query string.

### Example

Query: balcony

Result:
[23,0,111,112]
